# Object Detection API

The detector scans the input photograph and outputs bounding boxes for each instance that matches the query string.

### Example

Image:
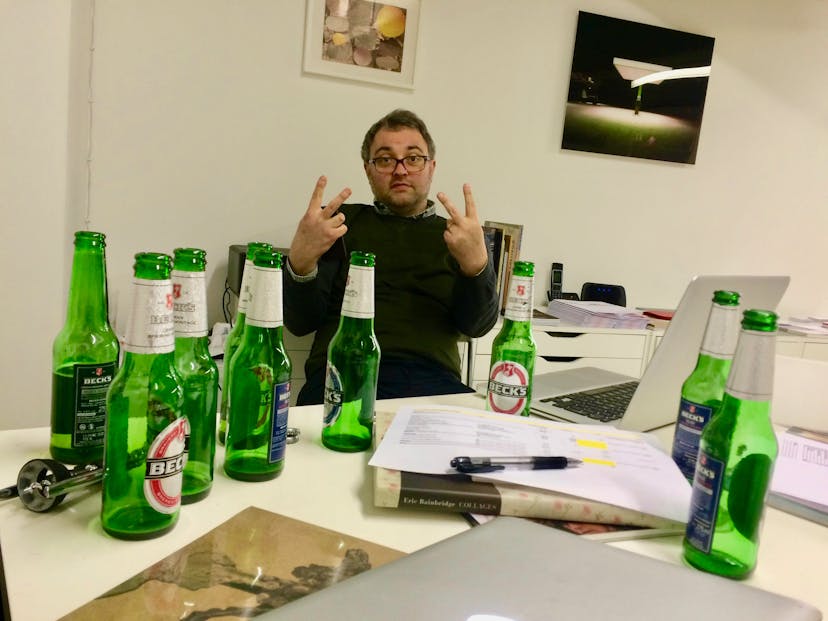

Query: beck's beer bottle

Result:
[322,251,380,452]
[224,250,292,481]
[487,261,537,416]
[671,290,741,481]
[172,248,219,503]
[50,231,120,465]
[102,252,186,540]
[683,310,779,578]
[219,241,273,445]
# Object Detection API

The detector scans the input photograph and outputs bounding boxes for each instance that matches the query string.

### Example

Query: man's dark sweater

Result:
[283,203,499,403]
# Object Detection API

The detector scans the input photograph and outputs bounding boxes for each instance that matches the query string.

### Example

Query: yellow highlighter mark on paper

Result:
[576,438,608,449]
[576,439,616,466]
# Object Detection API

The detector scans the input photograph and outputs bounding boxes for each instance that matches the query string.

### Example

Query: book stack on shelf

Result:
[371,410,683,540]
[482,220,523,314]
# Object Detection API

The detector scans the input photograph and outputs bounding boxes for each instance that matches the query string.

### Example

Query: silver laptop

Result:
[266,517,821,621]
[530,275,790,431]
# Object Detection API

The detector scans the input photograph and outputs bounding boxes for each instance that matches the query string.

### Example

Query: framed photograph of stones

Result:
[303,0,421,89]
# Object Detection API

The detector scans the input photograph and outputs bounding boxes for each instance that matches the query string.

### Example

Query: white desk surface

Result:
[1,392,826,621]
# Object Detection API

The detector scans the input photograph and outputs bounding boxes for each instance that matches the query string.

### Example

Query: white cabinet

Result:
[470,323,652,385]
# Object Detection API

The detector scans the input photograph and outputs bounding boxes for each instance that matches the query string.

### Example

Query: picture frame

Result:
[303,0,421,90]
[561,11,715,164]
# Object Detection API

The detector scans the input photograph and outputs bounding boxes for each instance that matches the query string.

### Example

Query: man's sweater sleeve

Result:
[451,257,500,338]
[283,257,340,336]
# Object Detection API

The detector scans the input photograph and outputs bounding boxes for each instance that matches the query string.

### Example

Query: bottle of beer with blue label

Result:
[487,261,537,416]
[683,309,779,578]
[102,252,186,540]
[224,250,291,481]
[50,231,120,465]
[322,251,380,452]
[219,241,273,445]
[172,248,219,503]
[671,290,740,481]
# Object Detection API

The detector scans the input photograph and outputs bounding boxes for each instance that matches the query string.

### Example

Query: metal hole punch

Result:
[1,459,103,513]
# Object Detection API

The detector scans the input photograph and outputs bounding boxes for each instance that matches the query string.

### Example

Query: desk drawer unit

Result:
[471,326,650,383]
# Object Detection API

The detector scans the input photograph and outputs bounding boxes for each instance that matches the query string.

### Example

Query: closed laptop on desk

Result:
[267,517,820,621]
[530,274,790,431]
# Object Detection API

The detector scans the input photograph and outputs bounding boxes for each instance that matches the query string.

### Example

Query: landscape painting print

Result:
[562,12,715,164]
[303,0,421,89]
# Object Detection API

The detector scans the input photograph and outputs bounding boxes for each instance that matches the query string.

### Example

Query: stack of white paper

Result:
[548,299,650,329]
[368,404,692,523]
[778,317,828,336]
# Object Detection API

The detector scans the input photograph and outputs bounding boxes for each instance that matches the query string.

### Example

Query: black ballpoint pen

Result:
[450,455,583,474]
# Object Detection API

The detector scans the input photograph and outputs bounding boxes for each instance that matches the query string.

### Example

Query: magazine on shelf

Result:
[483,220,523,313]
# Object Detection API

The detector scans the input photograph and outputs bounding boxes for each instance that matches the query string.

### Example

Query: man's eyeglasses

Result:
[368,155,431,173]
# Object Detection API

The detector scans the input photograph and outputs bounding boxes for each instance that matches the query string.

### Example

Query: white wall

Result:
[0,2,75,431]
[2,0,827,430]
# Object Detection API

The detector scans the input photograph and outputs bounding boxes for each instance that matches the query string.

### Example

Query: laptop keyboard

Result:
[539,381,639,422]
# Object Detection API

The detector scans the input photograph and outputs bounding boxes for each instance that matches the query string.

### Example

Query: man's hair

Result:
[361,109,436,162]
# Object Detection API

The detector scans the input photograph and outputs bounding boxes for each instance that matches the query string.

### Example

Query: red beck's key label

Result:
[488,361,530,415]
[143,418,187,514]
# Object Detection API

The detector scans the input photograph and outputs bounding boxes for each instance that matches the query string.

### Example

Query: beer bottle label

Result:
[125,278,175,354]
[341,265,374,319]
[269,381,290,463]
[725,331,775,401]
[684,450,725,554]
[504,275,533,322]
[673,399,714,480]
[487,360,530,415]
[172,270,208,337]
[237,258,255,314]
[247,266,284,328]
[323,364,344,427]
[71,362,116,448]
[143,417,187,514]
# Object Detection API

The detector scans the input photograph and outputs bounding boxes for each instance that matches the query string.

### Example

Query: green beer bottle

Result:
[322,251,380,452]
[102,252,186,540]
[683,309,779,579]
[671,290,741,481]
[219,241,273,445]
[487,261,537,416]
[50,231,120,465]
[224,250,292,481]
[172,248,219,503]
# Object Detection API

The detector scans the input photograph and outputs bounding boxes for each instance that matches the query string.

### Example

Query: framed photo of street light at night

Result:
[561,12,715,164]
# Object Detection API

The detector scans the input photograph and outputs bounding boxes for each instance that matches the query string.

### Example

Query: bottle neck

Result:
[337,315,375,332]
[174,334,211,357]
[725,328,777,401]
[699,303,740,359]
[66,246,109,326]
[693,351,733,377]
[121,349,175,373]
